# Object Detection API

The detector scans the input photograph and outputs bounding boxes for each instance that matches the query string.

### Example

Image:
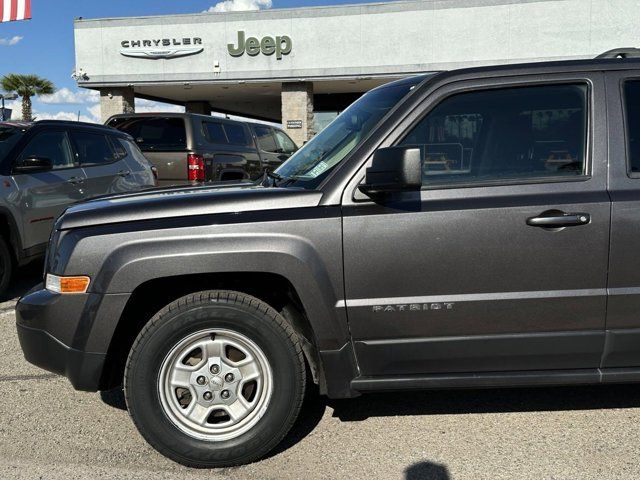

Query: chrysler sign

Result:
[120,37,204,59]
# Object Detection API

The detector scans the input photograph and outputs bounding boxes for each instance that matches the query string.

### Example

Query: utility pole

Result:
[0,93,18,121]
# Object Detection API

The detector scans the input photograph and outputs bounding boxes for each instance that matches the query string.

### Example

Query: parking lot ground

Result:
[2,267,640,479]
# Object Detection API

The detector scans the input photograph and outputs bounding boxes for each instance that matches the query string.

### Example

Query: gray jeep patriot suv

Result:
[0,120,155,294]
[16,51,640,467]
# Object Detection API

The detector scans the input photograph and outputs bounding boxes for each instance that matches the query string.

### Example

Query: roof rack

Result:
[596,48,640,59]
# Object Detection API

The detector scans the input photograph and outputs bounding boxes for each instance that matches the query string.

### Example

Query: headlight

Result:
[45,274,90,294]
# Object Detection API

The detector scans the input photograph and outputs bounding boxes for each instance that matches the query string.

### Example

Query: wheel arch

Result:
[0,207,22,261]
[99,272,327,393]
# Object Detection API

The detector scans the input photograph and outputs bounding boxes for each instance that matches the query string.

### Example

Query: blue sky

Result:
[0,0,392,122]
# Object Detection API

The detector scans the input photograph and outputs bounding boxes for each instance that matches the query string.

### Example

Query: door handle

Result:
[67,176,84,185]
[526,212,590,228]
[118,170,131,177]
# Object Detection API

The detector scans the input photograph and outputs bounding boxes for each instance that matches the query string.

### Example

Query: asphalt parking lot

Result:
[1,267,640,479]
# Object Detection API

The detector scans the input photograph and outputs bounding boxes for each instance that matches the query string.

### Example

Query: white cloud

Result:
[5,92,184,124]
[3,99,95,123]
[204,0,272,13]
[39,88,99,105]
[0,36,23,46]
[87,103,101,122]
[34,110,95,123]
[135,98,185,114]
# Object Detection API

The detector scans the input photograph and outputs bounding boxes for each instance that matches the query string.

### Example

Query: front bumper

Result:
[16,285,130,392]
[17,323,106,391]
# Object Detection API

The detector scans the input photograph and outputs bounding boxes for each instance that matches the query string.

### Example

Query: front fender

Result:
[63,214,349,351]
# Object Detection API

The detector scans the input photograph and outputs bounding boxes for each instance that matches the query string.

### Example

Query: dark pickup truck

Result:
[106,113,298,186]
[17,50,640,467]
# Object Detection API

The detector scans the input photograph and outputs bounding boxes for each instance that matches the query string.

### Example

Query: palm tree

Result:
[0,74,55,121]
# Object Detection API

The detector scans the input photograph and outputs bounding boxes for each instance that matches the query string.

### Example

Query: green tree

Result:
[0,74,55,121]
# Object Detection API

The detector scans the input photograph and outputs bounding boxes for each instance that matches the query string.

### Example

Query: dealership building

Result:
[74,0,639,145]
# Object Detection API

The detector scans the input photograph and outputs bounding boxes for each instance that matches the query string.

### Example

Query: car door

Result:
[70,129,133,197]
[253,125,289,172]
[342,73,610,377]
[602,71,640,370]
[12,129,86,249]
[201,120,262,181]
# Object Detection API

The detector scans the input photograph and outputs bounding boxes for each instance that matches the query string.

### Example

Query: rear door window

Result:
[108,136,129,160]
[71,131,117,166]
[225,123,250,146]
[203,122,227,144]
[109,117,187,151]
[203,121,251,146]
[624,80,640,175]
[254,125,278,153]
[18,131,75,170]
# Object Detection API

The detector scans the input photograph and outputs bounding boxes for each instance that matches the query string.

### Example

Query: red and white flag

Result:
[0,0,31,23]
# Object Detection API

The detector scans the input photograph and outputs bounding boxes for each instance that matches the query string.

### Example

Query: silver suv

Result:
[0,120,156,293]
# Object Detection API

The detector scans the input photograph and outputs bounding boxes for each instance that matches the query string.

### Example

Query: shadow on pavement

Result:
[0,261,43,304]
[100,387,127,410]
[328,383,640,422]
[405,461,451,480]
[266,384,327,459]
[100,384,330,461]
[100,379,640,463]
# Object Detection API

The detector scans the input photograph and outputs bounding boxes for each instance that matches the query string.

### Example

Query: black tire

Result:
[124,290,306,468]
[0,236,13,295]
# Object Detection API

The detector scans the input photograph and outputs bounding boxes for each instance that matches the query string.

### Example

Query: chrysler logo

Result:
[120,37,204,60]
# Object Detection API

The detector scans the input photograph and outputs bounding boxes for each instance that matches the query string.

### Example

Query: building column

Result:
[99,87,135,123]
[185,101,211,115]
[281,82,315,146]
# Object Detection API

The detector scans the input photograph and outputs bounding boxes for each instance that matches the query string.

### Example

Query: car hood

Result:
[57,183,324,230]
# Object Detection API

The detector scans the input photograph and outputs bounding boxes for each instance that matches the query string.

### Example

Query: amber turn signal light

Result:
[45,274,91,294]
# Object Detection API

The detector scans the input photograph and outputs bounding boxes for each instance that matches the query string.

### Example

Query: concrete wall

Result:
[74,0,640,88]
[99,88,135,122]
[282,82,315,146]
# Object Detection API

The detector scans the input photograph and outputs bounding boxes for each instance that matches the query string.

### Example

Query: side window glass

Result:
[274,130,297,154]
[254,126,278,153]
[108,137,128,160]
[624,80,640,174]
[399,84,588,186]
[72,132,116,166]
[203,122,227,144]
[224,124,250,146]
[19,131,74,170]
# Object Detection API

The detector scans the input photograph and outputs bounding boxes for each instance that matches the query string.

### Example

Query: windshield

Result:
[0,125,24,159]
[274,77,423,189]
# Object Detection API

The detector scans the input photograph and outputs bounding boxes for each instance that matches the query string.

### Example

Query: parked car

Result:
[106,113,298,186]
[18,50,640,467]
[0,120,155,293]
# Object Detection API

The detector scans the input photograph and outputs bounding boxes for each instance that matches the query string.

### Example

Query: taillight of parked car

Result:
[187,154,205,182]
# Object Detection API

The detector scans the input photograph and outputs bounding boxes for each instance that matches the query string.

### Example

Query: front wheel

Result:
[124,291,306,467]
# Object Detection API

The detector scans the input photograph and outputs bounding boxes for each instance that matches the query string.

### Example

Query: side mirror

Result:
[358,146,422,196]
[13,156,54,173]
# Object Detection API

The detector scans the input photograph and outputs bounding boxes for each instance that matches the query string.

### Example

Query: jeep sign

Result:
[228,31,292,60]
